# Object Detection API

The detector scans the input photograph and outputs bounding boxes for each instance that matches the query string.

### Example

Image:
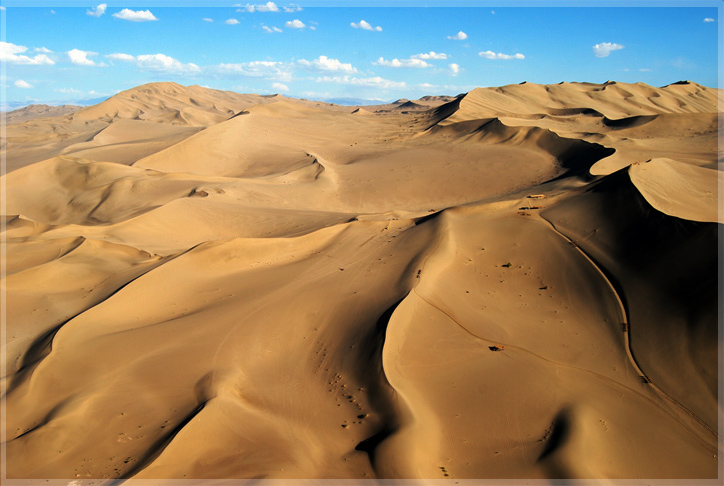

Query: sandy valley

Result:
[1,80,722,481]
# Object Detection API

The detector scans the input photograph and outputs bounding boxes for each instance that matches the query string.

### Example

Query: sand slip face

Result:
[1,81,721,481]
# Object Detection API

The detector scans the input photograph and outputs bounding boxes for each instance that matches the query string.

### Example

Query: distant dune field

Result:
[1,80,721,481]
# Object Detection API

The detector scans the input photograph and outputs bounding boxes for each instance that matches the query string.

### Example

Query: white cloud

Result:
[284,5,302,12]
[203,18,214,22]
[0,6,5,11]
[112,9,158,22]
[285,19,305,28]
[412,51,448,60]
[243,2,279,12]
[68,49,106,66]
[55,87,83,94]
[262,25,283,33]
[257,2,280,12]
[52,88,106,98]
[351,20,382,31]
[373,57,432,68]
[0,42,55,65]
[136,54,200,73]
[225,18,240,25]
[703,18,715,22]
[105,52,200,74]
[87,3,107,17]
[106,53,136,62]
[447,31,467,40]
[298,55,357,73]
[217,61,292,81]
[593,42,624,57]
[316,75,405,89]
[449,63,460,76]
[15,79,33,89]
[34,47,53,53]
[272,82,289,91]
[479,50,525,60]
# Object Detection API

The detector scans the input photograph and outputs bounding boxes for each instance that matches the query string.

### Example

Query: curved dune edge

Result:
[540,167,719,446]
[629,158,722,224]
[3,81,721,481]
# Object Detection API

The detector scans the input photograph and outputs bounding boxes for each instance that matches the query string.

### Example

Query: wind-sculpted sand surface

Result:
[2,80,721,481]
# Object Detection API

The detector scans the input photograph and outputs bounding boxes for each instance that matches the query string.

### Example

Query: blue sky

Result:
[1,1,720,107]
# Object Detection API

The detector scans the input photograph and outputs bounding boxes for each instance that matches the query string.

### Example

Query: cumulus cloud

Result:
[242,2,280,12]
[272,82,289,91]
[285,19,305,28]
[316,75,405,89]
[15,79,33,88]
[284,5,302,12]
[703,18,715,22]
[262,25,283,33]
[203,18,214,22]
[217,61,292,81]
[105,52,200,74]
[449,63,460,75]
[592,42,624,57]
[106,53,136,62]
[225,18,240,25]
[68,49,106,66]
[412,51,448,60]
[87,4,107,17]
[136,54,200,73]
[55,87,83,94]
[373,57,431,68]
[34,47,53,53]
[447,31,467,40]
[351,20,382,31]
[112,9,158,22]
[298,55,357,73]
[479,50,525,60]
[0,42,55,65]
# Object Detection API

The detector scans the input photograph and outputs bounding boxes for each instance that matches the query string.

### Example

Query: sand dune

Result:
[438,81,721,123]
[3,104,82,124]
[1,80,721,481]
[2,83,348,173]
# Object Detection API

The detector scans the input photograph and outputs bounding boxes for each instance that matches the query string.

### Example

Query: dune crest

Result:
[2,80,720,481]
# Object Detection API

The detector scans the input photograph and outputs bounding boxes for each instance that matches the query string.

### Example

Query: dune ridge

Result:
[1,80,721,481]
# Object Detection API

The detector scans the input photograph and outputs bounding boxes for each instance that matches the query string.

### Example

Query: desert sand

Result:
[1,80,722,482]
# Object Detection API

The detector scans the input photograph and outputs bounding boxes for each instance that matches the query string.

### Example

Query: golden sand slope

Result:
[1,81,721,481]
[2,82,347,173]
[3,104,81,125]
